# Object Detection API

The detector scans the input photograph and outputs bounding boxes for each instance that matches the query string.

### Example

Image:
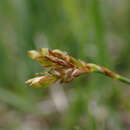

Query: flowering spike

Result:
[25,74,59,87]
[26,48,130,87]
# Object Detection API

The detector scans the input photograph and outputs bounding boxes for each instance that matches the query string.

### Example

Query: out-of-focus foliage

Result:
[0,0,129,130]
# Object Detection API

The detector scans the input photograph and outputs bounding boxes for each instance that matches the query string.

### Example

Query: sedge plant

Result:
[26,48,130,87]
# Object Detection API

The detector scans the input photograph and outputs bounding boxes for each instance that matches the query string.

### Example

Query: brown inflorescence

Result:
[26,48,89,87]
[26,48,130,87]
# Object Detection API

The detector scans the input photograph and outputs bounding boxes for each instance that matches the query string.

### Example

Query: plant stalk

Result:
[87,63,130,85]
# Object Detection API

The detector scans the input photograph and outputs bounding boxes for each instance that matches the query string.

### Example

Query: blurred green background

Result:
[0,0,130,130]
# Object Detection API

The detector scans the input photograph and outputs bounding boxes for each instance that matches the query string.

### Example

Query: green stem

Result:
[87,63,130,85]
[117,76,130,85]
